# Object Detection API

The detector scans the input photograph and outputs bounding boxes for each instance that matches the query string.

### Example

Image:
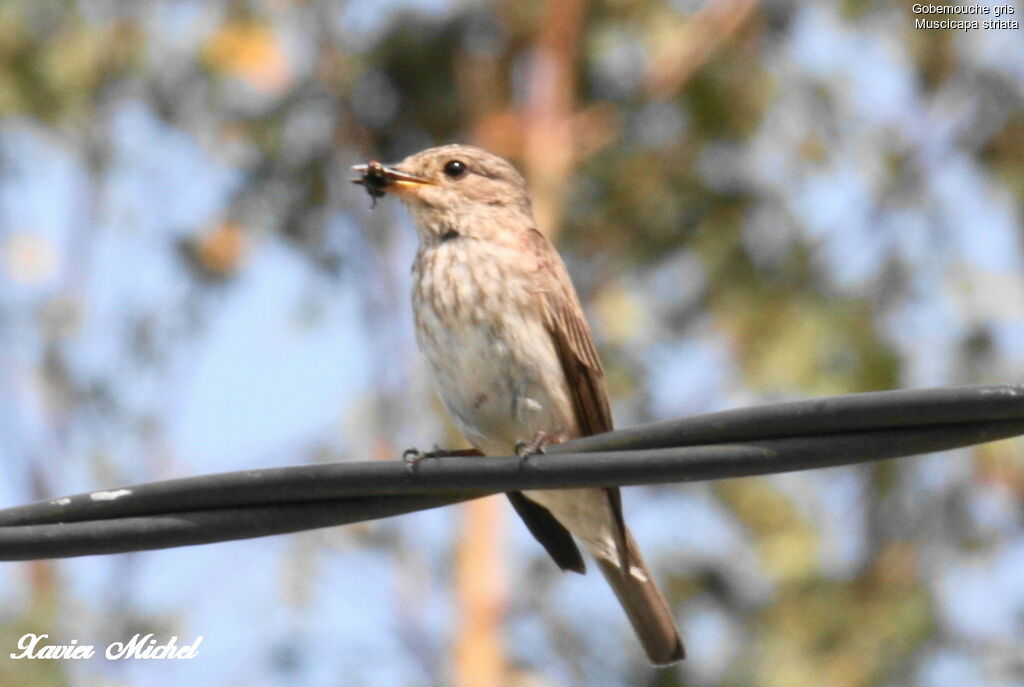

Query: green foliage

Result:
[0,3,140,122]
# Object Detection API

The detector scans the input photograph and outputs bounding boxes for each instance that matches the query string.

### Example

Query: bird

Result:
[352,144,684,665]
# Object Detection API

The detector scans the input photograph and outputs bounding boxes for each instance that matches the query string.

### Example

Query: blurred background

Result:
[1,0,1022,685]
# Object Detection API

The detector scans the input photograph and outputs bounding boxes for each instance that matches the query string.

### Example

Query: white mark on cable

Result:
[90,489,132,501]
[981,386,1021,396]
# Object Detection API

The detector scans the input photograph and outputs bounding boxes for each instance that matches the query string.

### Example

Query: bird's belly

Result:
[414,280,575,455]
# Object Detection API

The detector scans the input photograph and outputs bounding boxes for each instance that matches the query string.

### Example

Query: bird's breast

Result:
[411,240,575,453]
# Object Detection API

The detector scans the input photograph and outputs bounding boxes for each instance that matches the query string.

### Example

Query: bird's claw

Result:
[515,431,551,461]
[402,445,450,471]
[402,447,426,468]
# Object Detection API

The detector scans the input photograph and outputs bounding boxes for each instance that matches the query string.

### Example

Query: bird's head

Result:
[353,144,535,243]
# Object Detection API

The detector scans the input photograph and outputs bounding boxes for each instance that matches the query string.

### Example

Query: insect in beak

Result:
[352,161,433,208]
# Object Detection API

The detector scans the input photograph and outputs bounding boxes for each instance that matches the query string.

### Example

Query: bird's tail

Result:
[593,529,685,665]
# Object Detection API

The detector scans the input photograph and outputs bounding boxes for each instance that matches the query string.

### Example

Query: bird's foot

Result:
[402,445,443,470]
[402,446,481,471]
[515,431,562,462]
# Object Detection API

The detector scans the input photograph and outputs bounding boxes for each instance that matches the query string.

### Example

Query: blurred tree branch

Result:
[644,0,759,100]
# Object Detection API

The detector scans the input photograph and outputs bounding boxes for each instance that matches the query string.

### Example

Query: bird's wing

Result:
[506,491,585,573]
[530,230,629,570]
[528,229,612,436]
[542,274,613,436]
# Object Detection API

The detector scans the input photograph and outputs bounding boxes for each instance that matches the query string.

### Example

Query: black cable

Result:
[1,384,1021,560]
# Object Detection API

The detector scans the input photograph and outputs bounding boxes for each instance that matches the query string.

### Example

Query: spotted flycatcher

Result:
[354,144,684,664]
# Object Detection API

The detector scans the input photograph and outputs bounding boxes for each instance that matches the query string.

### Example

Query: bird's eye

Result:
[443,160,467,179]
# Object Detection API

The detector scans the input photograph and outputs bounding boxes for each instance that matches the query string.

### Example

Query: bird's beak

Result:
[352,161,433,200]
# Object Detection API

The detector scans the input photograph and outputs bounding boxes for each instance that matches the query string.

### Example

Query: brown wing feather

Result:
[530,231,612,435]
[506,492,585,573]
[530,230,629,570]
